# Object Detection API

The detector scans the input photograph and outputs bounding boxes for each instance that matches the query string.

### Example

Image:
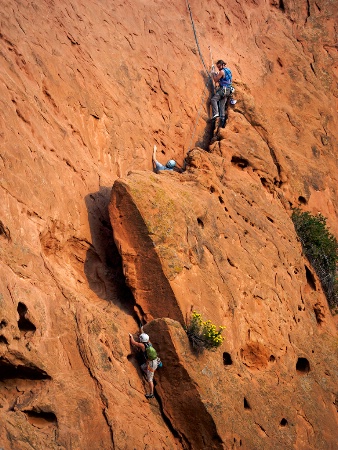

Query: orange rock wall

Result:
[0,0,337,449]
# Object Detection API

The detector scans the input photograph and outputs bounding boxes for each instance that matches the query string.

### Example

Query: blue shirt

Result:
[155,161,173,171]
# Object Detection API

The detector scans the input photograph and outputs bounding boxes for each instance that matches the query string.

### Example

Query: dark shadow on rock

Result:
[84,186,139,322]
[192,71,215,151]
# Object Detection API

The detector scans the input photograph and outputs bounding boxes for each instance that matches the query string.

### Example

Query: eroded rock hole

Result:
[197,218,204,228]
[296,357,310,374]
[244,397,251,410]
[210,186,215,193]
[313,303,324,325]
[23,410,57,427]
[231,156,249,169]
[0,336,9,344]
[0,319,8,329]
[280,418,288,426]
[267,217,274,223]
[17,302,36,332]
[0,220,11,241]
[260,177,267,186]
[269,355,276,362]
[305,266,316,290]
[279,0,285,12]
[298,196,307,205]
[0,358,51,380]
[334,397,338,412]
[227,258,236,267]
[218,196,224,204]
[223,352,233,365]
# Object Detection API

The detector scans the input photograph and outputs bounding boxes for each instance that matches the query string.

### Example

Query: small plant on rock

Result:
[292,208,338,312]
[185,311,225,353]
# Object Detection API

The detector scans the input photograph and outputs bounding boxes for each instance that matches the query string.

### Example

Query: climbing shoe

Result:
[145,394,155,399]
[230,99,237,105]
[211,113,219,119]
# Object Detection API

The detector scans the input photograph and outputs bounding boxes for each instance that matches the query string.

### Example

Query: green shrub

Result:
[292,208,338,311]
[185,311,225,353]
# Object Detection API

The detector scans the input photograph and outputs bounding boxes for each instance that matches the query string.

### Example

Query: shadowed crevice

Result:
[84,187,140,324]
[17,302,36,333]
[0,357,51,380]
[23,409,57,426]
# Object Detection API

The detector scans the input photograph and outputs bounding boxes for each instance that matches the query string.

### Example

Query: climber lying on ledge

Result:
[152,145,183,173]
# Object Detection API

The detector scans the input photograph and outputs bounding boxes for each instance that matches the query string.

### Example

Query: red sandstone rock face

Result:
[110,148,338,448]
[0,0,337,449]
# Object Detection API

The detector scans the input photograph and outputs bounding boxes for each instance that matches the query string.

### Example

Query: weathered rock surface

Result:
[0,0,337,448]
[110,146,338,448]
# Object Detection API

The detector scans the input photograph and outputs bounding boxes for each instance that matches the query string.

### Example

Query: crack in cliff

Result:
[285,112,301,132]
[74,311,115,450]
[153,390,184,446]
[305,0,310,25]
[255,422,269,437]
[236,111,285,187]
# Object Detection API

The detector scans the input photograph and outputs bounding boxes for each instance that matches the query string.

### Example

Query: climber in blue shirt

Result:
[210,60,233,120]
[152,145,182,173]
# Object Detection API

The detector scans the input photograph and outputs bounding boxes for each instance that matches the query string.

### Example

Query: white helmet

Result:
[139,333,149,343]
[166,160,176,169]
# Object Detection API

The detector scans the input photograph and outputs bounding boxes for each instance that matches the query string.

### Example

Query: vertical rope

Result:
[185,0,210,76]
[184,0,214,153]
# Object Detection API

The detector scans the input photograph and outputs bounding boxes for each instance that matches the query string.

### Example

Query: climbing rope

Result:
[184,0,214,153]
[185,0,211,79]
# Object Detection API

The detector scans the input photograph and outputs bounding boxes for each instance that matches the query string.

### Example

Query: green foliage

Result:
[185,311,225,353]
[292,208,338,310]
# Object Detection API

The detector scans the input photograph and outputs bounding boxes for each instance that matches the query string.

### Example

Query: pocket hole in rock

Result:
[218,196,224,204]
[0,358,51,380]
[296,357,310,374]
[227,258,236,267]
[0,336,9,344]
[269,355,276,362]
[313,303,324,325]
[231,156,249,169]
[0,220,11,241]
[197,218,204,228]
[298,196,307,205]
[23,410,57,427]
[244,397,251,410]
[280,418,288,427]
[305,266,316,290]
[223,352,233,365]
[0,319,8,329]
[17,303,36,333]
